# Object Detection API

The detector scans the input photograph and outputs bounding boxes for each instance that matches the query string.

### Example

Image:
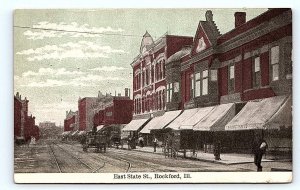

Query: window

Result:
[210,70,218,81]
[228,65,235,93]
[167,83,173,102]
[195,72,201,97]
[202,70,208,95]
[151,66,154,83]
[162,60,165,78]
[253,56,261,87]
[271,46,279,81]
[190,74,194,99]
[174,82,179,93]
[167,83,171,102]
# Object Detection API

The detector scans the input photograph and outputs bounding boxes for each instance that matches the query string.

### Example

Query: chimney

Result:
[234,12,246,28]
[205,10,213,22]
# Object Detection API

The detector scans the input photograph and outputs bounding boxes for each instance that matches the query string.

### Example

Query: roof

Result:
[167,46,191,64]
[199,21,221,45]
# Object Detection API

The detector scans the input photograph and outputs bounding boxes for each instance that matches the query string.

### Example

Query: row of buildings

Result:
[123,8,292,157]
[62,89,133,138]
[14,92,40,144]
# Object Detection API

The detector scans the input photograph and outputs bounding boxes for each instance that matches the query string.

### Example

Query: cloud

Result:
[20,74,121,88]
[23,21,124,40]
[89,66,126,72]
[22,68,84,77]
[16,41,126,61]
[74,74,121,82]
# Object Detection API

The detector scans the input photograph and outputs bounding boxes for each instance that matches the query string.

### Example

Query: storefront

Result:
[193,103,236,152]
[141,110,182,145]
[225,96,292,158]
[122,118,151,147]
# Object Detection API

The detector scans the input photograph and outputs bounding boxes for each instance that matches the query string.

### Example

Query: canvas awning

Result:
[179,106,215,130]
[225,96,291,130]
[96,125,105,132]
[140,110,182,133]
[166,108,199,130]
[264,95,292,129]
[194,103,236,131]
[122,118,150,132]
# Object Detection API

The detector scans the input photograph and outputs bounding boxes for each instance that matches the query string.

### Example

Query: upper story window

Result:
[167,83,173,103]
[270,46,279,81]
[151,66,154,83]
[190,74,194,99]
[228,65,235,93]
[202,70,208,95]
[195,70,209,97]
[253,56,261,88]
[195,72,201,97]
[210,70,218,81]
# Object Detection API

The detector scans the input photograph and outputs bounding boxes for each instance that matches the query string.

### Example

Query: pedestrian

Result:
[138,136,144,147]
[253,138,268,172]
[214,140,221,160]
[153,136,158,152]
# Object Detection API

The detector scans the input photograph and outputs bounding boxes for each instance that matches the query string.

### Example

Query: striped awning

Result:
[225,96,291,130]
[179,106,215,130]
[166,108,199,130]
[194,103,235,131]
[122,118,150,132]
[140,110,182,133]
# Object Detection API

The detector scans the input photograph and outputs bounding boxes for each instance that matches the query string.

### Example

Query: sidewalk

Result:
[123,145,281,165]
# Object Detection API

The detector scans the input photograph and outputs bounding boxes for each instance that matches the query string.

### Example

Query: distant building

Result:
[78,97,98,131]
[93,89,133,126]
[63,110,78,132]
[39,121,56,128]
[14,92,39,143]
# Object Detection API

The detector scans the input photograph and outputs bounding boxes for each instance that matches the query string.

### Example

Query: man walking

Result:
[153,136,158,152]
[253,138,268,172]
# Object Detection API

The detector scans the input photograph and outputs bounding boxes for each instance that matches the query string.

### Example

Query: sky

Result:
[14,8,267,125]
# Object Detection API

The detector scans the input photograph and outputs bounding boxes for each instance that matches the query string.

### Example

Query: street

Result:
[14,140,292,173]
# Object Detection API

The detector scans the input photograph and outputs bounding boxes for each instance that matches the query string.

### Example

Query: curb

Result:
[120,147,280,166]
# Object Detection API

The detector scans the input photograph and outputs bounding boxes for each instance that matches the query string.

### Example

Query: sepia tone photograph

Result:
[13,8,292,183]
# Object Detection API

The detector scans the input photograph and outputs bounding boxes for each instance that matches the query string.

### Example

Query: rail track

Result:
[48,143,105,173]
[61,143,131,173]
[48,144,62,173]
[62,142,174,172]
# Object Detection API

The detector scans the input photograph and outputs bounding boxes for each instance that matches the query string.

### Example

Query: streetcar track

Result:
[48,144,62,173]
[53,143,93,171]
[48,142,105,173]
[63,143,170,172]
[107,151,174,172]
[62,143,131,172]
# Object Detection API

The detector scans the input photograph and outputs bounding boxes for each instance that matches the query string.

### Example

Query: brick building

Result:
[63,110,78,131]
[137,9,292,157]
[93,89,133,126]
[14,92,40,143]
[166,9,292,155]
[123,32,193,137]
[78,97,98,131]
